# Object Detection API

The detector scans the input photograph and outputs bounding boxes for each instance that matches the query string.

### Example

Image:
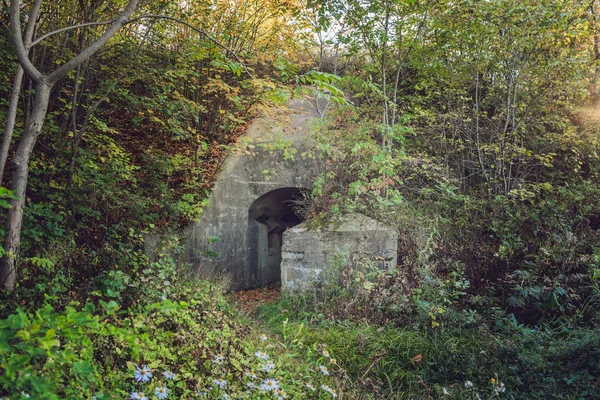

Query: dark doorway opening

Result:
[248,187,306,288]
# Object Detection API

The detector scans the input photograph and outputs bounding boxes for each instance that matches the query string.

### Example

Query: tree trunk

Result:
[1,0,140,290]
[0,0,43,183]
[0,67,24,184]
[0,82,51,291]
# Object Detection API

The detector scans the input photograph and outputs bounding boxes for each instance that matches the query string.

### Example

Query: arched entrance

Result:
[248,187,307,288]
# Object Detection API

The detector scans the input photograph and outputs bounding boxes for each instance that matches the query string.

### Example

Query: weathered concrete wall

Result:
[184,99,320,289]
[281,214,398,292]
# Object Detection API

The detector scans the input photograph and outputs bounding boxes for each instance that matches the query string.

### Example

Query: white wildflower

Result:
[261,360,275,372]
[494,381,506,394]
[260,378,280,391]
[163,370,176,380]
[134,365,153,382]
[212,378,228,388]
[130,392,148,400]
[155,387,169,400]
[244,371,257,379]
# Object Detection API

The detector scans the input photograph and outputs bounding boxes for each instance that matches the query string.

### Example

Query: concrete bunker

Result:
[247,187,307,287]
[281,213,399,292]
[184,99,320,290]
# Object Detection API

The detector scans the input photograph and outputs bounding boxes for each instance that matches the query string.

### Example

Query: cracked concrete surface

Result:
[184,98,320,289]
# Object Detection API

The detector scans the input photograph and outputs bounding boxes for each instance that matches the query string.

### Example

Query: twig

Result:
[30,14,254,79]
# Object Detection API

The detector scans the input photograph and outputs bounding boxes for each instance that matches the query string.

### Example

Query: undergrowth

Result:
[255,257,600,399]
[0,241,353,399]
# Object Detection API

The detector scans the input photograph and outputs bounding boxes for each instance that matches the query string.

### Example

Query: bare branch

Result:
[31,19,117,47]
[29,13,255,80]
[9,0,43,81]
[47,0,140,84]
[23,0,42,47]
[1,0,42,180]
[126,15,255,79]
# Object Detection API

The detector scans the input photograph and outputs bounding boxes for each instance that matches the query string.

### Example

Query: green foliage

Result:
[0,247,350,399]
[257,261,600,399]
[0,304,104,399]
[297,71,347,105]
[306,104,407,219]
[0,187,14,210]
[1,1,600,399]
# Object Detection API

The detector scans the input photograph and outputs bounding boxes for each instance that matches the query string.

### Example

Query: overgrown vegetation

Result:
[1,243,350,399]
[2,0,600,398]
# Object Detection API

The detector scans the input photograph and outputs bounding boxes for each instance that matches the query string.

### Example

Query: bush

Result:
[0,247,352,399]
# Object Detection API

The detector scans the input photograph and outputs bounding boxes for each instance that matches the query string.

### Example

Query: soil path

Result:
[233,285,281,314]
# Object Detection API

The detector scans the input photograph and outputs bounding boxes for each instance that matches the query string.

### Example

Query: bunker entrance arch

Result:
[248,187,306,288]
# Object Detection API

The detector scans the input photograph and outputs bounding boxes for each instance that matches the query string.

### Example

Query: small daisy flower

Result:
[261,360,275,372]
[321,384,337,397]
[163,370,176,380]
[274,389,287,399]
[222,394,230,400]
[130,392,148,400]
[323,350,330,358]
[21,393,30,399]
[330,358,337,364]
[319,365,330,375]
[246,382,256,389]
[155,387,169,399]
[212,378,228,388]
[259,334,268,341]
[306,383,316,391]
[212,353,226,365]
[197,390,208,397]
[245,371,257,379]
[260,378,280,391]
[134,365,153,382]
[494,381,506,394]
[255,350,269,360]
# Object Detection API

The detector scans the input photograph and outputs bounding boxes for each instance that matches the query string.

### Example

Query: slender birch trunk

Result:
[1,0,139,291]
